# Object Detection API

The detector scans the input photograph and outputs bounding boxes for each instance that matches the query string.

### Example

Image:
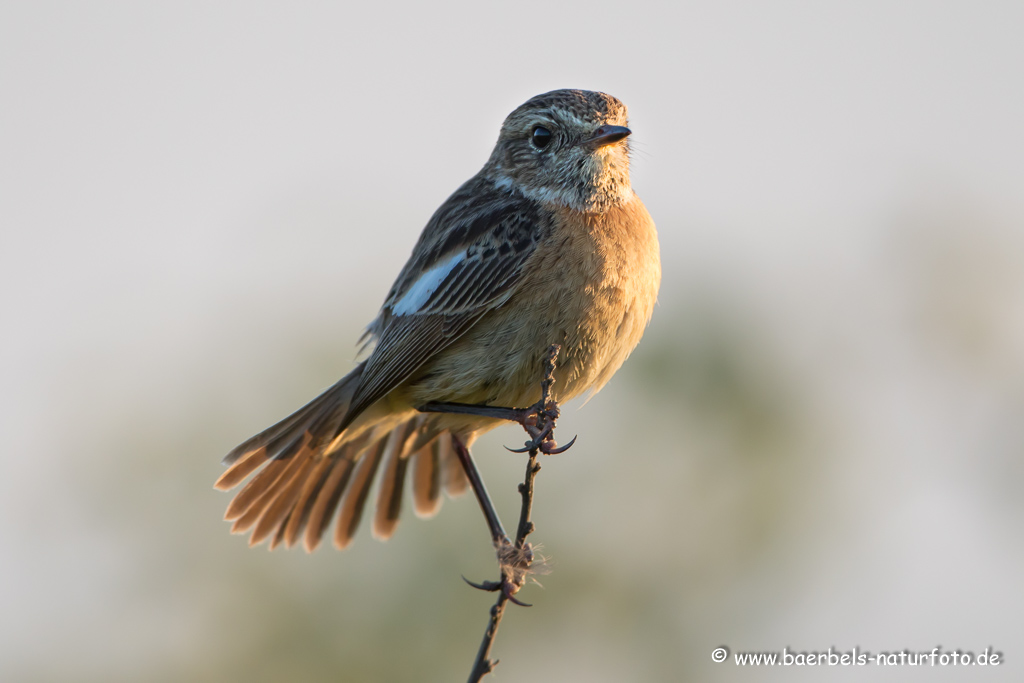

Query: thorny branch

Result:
[464,343,565,683]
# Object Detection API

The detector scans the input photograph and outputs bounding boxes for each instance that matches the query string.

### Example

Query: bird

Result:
[215,89,661,553]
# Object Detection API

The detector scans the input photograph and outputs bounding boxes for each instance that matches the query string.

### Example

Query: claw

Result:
[462,575,532,606]
[462,575,501,592]
[504,587,532,607]
[505,443,533,453]
[542,434,578,454]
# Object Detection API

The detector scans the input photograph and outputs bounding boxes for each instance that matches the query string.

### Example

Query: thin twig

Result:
[466,344,561,683]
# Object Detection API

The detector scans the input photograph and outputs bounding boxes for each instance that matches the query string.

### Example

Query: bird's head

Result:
[486,89,633,213]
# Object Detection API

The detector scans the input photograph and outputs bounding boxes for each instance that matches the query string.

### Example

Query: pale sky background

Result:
[2,2,1022,682]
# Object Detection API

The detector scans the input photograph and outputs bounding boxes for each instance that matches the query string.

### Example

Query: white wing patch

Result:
[391,250,466,316]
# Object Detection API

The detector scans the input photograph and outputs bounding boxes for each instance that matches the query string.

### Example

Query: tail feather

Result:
[439,432,469,497]
[222,392,324,466]
[224,456,292,521]
[334,438,386,549]
[230,449,309,534]
[279,455,334,548]
[214,447,270,491]
[217,362,475,551]
[263,426,313,464]
[222,362,367,467]
[250,451,317,546]
[410,439,438,518]
[303,456,357,552]
[372,420,417,540]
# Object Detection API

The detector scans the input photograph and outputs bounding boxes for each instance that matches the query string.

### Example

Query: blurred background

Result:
[2,2,1022,681]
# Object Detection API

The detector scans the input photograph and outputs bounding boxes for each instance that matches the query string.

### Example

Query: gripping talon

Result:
[504,587,532,607]
[505,443,533,453]
[542,434,577,454]
[462,575,501,592]
[462,575,532,605]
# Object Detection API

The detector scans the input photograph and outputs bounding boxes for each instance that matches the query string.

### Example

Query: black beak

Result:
[582,125,631,149]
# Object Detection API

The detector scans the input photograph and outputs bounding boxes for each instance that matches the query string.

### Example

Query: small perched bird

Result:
[216,89,661,552]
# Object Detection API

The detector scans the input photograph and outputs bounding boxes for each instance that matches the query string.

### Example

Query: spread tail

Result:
[215,364,467,551]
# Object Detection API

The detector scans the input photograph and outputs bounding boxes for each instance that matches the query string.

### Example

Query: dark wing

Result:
[337,176,549,431]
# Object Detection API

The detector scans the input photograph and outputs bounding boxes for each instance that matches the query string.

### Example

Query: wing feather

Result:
[336,179,550,431]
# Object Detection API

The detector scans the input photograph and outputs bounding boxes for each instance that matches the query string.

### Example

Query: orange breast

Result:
[404,194,660,419]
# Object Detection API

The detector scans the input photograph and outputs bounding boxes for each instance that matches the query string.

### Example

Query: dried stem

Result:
[465,344,562,683]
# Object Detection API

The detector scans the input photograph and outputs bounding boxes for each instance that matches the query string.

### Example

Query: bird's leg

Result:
[419,345,568,608]
[417,399,575,455]
[418,402,532,423]
[451,433,509,547]
[450,433,534,606]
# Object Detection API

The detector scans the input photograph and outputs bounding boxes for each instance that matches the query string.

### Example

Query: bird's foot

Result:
[504,400,577,455]
[461,538,535,607]
[417,399,575,454]
[461,576,531,607]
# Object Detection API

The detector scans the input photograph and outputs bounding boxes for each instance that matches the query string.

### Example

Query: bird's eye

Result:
[531,126,552,149]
